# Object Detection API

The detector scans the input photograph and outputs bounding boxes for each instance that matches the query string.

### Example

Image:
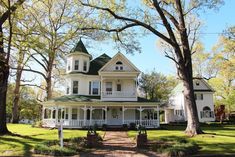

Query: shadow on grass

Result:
[0,133,44,157]
[195,141,235,154]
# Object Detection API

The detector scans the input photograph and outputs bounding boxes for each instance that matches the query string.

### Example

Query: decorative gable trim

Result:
[98,52,140,73]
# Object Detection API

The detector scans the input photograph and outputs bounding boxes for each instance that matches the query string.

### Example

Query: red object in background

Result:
[215,105,225,122]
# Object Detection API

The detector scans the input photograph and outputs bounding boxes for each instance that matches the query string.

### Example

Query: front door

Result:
[107,107,122,125]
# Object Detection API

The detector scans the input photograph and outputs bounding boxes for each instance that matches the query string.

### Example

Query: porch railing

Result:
[102,91,136,98]
[124,119,159,128]
[42,119,105,128]
[42,119,56,127]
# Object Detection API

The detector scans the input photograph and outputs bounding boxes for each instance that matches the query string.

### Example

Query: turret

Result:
[66,39,92,73]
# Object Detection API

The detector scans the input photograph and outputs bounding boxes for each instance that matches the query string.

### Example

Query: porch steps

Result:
[106,125,124,131]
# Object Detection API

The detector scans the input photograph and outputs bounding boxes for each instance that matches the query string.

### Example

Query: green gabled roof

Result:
[50,95,100,102]
[48,95,158,103]
[71,39,89,54]
[68,53,111,75]
[88,53,111,75]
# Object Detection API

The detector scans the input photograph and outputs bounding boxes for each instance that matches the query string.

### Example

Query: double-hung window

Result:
[73,81,79,94]
[89,81,100,95]
[74,60,79,70]
[83,60,87,71]
[106,82,112,92]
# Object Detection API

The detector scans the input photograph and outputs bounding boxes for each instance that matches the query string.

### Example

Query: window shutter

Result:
[201,94,203,100]
[89,81,91,95]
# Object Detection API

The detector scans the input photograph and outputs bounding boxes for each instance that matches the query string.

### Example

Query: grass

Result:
[0,124,102,156]
[128,124,235,155]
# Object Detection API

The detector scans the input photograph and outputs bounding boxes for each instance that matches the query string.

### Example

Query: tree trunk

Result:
[45,58,54,100]
[0,24,10,135]
[180,61,203,136]
[0,64,10,135]
[11,66,23,123]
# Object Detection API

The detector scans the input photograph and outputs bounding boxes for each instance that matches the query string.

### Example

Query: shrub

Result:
[102,124,107,131]
[31,120,43,128]
[151,137,199,157]
[123,124,128,130]
[34,137,87,156]
[129,123,136,130]
[34,141,76,156]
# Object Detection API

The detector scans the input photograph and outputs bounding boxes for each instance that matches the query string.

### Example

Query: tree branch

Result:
[0,0,25,25]
[79,1,173,45]
[11,67,47,79]
[30,53,48,72]
[20,84,45,90]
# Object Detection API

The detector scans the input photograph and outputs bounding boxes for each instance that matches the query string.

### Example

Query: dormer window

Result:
[74,60,79,70]
[83,60,87,71]
[115,61,123,70]
[196,81,200,86]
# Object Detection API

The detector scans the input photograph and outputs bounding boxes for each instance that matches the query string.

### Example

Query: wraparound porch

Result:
[42,105,160,128]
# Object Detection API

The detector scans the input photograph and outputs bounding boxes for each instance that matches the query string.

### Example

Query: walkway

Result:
[80,131,160,157]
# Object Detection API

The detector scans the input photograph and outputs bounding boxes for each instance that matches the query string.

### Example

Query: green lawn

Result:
[0,124,99,156]
[128,124,235,155]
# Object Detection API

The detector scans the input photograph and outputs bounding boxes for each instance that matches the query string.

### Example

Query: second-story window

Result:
[106,82,112,91]
[92,81,99,95]
[194,93,203,100]
[89,81,99,95]
[73,81,79,94]
[83,60,87,71]
[74,60,79,70]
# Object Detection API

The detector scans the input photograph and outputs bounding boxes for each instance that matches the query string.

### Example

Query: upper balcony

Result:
[100,77,138,101]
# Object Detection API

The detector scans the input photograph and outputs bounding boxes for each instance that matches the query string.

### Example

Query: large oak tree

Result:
[0,0,25,135]
[79,0,223,136]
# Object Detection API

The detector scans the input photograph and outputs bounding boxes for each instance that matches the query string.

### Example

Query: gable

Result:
[193,79,214,92]
[99,52,140,73]
[172,78,214,95]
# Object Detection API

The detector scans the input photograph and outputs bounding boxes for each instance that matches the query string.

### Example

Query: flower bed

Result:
[151,136,199,157]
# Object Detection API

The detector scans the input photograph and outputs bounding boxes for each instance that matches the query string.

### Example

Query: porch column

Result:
[77,107,80,120]
[90,106,92,126]
[42,107,45,120]
[101,77,103,99]
[122,106,125,124]
[157,106,160,126]
[68,107,71,120]
[140,106,142,125]
[83,106,87,126]
[55,107,59,126]
[105,106,108,124]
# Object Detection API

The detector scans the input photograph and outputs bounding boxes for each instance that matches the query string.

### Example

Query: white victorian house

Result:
[42,40,160,128]
[165,78,215,123]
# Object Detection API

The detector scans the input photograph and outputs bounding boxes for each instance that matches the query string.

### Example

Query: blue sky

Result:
[87,0,235,76]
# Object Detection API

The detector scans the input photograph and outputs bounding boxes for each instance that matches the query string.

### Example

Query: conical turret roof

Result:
[71,39,89,54]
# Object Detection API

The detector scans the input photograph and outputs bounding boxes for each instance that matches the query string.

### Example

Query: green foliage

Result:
[139,71,178,101]
[209,26,235,113]
[152,136,198,157]
[128,124,235,154]
[6,84,41,121]
[34,137,88,156]
[34,143,76,156]
[0,124,101,156]
[129,122,136,130]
